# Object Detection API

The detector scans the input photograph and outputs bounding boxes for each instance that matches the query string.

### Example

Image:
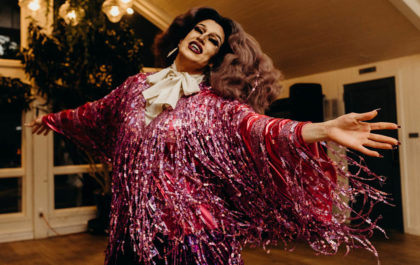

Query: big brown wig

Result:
[153,7,282,114]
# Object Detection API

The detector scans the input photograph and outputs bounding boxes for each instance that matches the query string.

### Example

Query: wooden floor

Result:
[0,231,419,265]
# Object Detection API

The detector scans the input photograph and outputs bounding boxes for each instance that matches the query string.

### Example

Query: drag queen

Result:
[29,7,399,265]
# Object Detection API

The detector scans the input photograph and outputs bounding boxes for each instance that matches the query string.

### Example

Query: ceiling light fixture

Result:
[102,0,125,23]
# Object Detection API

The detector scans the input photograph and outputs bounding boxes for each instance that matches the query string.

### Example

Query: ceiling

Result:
[134,0,420,78]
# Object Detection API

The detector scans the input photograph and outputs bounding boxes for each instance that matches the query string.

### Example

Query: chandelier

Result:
[22,0,134,25]
[58,1,85,26]
[101,0,134,23]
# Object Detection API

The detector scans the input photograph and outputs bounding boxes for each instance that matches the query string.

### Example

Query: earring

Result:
[247,72,260,100]
[167,47,178,58]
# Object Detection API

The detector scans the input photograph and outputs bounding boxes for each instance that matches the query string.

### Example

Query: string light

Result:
[126,7,134,15]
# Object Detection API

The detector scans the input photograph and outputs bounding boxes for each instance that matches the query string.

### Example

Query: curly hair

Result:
[153,7,282,113]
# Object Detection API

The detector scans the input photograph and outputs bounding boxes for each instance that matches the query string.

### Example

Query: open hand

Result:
[25,116,51,136]
[324,109,399,157]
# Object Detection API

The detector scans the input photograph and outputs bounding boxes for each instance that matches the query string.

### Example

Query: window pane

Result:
[0,0,20,59]
[0,106,22,168]
[0,177,22,214]
[54,173,102,209]
[126,12,161,67]
[54,133,91,166]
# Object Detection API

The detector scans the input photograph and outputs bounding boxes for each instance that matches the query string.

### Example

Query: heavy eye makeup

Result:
[209,37,220,47]
[194,26,221,47]
[194,25,204,34]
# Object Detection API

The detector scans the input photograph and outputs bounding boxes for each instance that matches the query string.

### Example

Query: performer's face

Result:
[176,19,225,73]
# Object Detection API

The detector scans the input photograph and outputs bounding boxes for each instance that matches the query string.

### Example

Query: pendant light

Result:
[58,1,85,26]
[102,0,124,23]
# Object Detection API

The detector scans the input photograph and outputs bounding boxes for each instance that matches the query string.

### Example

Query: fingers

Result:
[25,116,52,135]
[29,122,51,135]
[369,133,399,146]
[31,123,41,134]
[364,139,393,150]
[37,125,48,135]
[359,133,399,157]
[354,145,381,157]
[41,125,51,135]
[36,124,51,135]
[26,119,41,130]
[369,122,399,130]
[24,121,34,127]
[353,109,378,122]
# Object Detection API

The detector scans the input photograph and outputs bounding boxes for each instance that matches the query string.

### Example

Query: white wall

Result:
[282,54,420,236]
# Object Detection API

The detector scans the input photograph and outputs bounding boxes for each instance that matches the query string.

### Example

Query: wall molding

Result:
[132,0,172,30]
[389,0,420,32]
[0,229,33,244]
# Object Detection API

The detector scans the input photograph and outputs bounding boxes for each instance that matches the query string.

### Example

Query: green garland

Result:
[0,76,33,111]
[16,0,146,195]
[21,0,144,111]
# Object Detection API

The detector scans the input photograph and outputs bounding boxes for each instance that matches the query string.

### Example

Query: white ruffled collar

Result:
[142,64,204,125]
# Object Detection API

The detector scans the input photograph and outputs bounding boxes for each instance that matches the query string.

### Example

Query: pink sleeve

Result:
[42,75,137,161]
[239,112,336,222]
[236,109,389,259]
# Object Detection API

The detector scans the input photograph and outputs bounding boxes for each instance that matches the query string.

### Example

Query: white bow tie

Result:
[142,64,204,125]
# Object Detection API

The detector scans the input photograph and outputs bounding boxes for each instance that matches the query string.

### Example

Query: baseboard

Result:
[0,230,33,243]
[46,223,89,237]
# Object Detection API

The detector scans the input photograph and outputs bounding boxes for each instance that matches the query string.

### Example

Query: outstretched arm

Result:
[26,116,51,135]
[235,107,395,256]
[25,74,140,160]
[301,109,399,157]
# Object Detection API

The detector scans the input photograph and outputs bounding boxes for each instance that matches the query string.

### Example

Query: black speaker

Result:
[289,83,324,122]
[266,83,324,122]
[265,98,292,119]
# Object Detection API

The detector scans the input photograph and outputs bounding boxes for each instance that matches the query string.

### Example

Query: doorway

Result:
[0,104,98,242]
[344,76,403,232]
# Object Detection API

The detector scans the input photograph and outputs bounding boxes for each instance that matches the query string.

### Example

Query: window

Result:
[0,106,22,168]
[0,0,20,60]
[125,12,161,67]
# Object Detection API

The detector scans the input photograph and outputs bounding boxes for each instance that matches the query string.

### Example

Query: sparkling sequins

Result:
[43,73,387,265]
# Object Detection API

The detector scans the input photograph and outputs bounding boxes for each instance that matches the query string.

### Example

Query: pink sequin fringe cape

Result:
[43,73,388,265]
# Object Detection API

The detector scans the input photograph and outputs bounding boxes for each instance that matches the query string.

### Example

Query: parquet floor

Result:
[0,231,419,265]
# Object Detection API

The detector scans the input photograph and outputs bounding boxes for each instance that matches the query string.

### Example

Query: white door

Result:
[0,90,99,242]
[0,0,100,242]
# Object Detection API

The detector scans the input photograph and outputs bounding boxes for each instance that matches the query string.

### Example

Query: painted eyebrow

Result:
[197,23,223,44]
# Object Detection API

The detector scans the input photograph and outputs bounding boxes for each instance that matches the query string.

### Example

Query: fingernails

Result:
[374,108,382,112]
[398,141,401,145]
[397,125,401,128]
[393,145,398,150]
[378,154,384,158]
